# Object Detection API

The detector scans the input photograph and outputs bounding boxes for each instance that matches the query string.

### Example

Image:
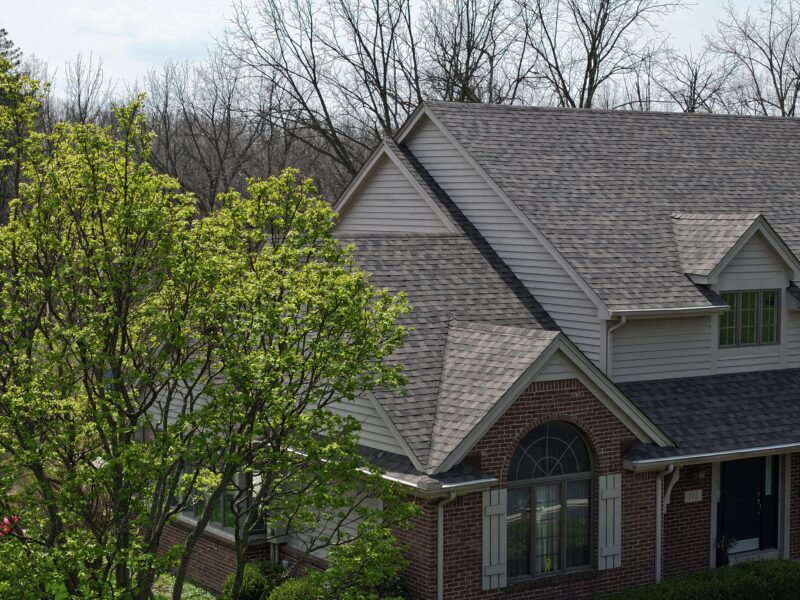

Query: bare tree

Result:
[516,0,684,108]
[63,52,115,124]
[709,0,800,117]
[658,48,734,112]
[420,0,536,103]
[225,0,421,182]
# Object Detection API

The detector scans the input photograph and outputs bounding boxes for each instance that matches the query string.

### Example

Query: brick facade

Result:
[159,520,269,593]
[792,453,800,560]
[400,379,662,599]
[397,379,738,600]
[662,464,712,579]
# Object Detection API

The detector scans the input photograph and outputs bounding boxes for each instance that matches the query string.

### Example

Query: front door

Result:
[719,456,779,556]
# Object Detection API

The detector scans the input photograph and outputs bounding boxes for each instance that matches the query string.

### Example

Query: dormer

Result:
[671,213,800,287]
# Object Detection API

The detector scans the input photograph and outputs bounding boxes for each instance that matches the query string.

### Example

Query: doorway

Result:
[718,456,779,557]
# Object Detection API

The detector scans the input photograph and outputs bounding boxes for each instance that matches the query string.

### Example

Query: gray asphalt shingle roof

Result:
[425,102,800,311]
[619,369,800,462]
[342,233,559,472]
[670,213,760,277]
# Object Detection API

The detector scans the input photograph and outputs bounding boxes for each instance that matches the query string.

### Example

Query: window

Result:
[506,422,591,578]
[719,290,780,347]
[188,491,236,531]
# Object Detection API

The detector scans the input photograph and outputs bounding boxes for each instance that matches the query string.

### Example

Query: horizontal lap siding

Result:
[787,311,800,368]
[336,156,449,234]
[406,117,602,365]
[534,351,575,381]
[612,317,712,382]
[716,232,791,373]
[329,396,405,454]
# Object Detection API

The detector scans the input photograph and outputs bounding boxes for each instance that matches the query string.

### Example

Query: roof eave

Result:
[625,441,800,472]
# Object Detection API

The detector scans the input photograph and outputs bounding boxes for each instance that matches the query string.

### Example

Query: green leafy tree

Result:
[0,53,42,221]
[0,96,409,599]
[169,168,410,600]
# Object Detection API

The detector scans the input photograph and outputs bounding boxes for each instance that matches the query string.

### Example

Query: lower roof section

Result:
[358,445,496,496]
[621,368,800,470]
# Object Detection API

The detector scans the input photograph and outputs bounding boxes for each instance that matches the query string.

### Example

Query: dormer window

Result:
[719,290,780,347]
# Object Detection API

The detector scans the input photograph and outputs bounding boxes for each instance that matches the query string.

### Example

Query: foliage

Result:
[222,562,287,600]
[267,576,322,600]
[0,81,410,599]
[0,53,43,220]
[153,574,217,600]
[611,560,800,600]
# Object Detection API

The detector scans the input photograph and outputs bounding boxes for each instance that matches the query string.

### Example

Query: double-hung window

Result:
[719,290,780,347]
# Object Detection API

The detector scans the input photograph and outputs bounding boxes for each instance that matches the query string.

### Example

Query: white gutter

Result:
[627,441,800,471]
[605,316,627,376]
[437,491,457,600]
[609,305,727,319]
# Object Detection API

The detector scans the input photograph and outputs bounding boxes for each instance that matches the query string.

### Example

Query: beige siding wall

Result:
[534,351,575,382]
[336,155,450,234]
[329,395,405,455]
[612,234,796,381]
[611,317,713,382]
[716,232,790,373]
[405,116,603,364]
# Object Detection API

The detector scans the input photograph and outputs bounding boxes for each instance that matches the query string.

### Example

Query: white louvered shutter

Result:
[598,473,622,570]
[482,488,507,590]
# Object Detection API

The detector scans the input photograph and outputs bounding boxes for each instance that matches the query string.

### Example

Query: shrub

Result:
[267,575,323,600]
[611,560,800,600]
[222,561,287,600]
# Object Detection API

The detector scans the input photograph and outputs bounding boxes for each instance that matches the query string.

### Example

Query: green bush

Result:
[222,561,287,600]
[611,560,800,600]
[267,575,323,600]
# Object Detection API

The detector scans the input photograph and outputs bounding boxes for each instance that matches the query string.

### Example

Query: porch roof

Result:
[620,368,800,469]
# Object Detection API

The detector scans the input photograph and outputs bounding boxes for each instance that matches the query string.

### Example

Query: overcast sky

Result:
[4,0,765,92]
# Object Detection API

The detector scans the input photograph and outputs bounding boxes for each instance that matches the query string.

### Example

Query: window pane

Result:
[534,483,561,574]
[507,488,532,577]
[508,422,591,481]
[211,496,223,525]
[224,492,236,529]
[760,290,778,344]
[740,292,758,344]
[719,292,737,346]
[565,480,590,568]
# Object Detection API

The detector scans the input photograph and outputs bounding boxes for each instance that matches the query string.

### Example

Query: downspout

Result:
[606,316,627,376]
[437,491,457,600]
[655,466,681,582]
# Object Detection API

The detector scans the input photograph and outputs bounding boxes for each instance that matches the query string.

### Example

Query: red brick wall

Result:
[159,520,270,593]
[401,378,661,600]
[791,453,800,559]
[662,464,712,578]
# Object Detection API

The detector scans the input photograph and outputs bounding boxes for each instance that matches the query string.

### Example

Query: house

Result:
[315,103,800,599]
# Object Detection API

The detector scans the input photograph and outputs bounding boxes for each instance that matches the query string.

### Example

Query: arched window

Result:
[506,422,592,578]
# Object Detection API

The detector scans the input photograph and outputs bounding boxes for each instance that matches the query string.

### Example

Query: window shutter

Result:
[482,488,507,590]
[598,473,622,570]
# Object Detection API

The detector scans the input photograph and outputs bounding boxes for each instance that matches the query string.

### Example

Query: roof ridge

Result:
[424,100,800,124]
[448,319,558,339]
[423,317,459,470]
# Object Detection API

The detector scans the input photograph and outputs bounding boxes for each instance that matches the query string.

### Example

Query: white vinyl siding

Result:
[534,351,576,382]
[597,473,622,570]
[716,232,790,290]
[285,496,382,559]
[611,317,713,382]
[786,310,800,368]
[716,233,790,373]
[336,155,450,234]
[406,116,603,364]
[329,395,405,455]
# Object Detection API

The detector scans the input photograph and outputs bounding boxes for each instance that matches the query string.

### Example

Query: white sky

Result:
[2,0,766,92]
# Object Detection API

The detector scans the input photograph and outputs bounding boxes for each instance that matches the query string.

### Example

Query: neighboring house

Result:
[320,103,800,599]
